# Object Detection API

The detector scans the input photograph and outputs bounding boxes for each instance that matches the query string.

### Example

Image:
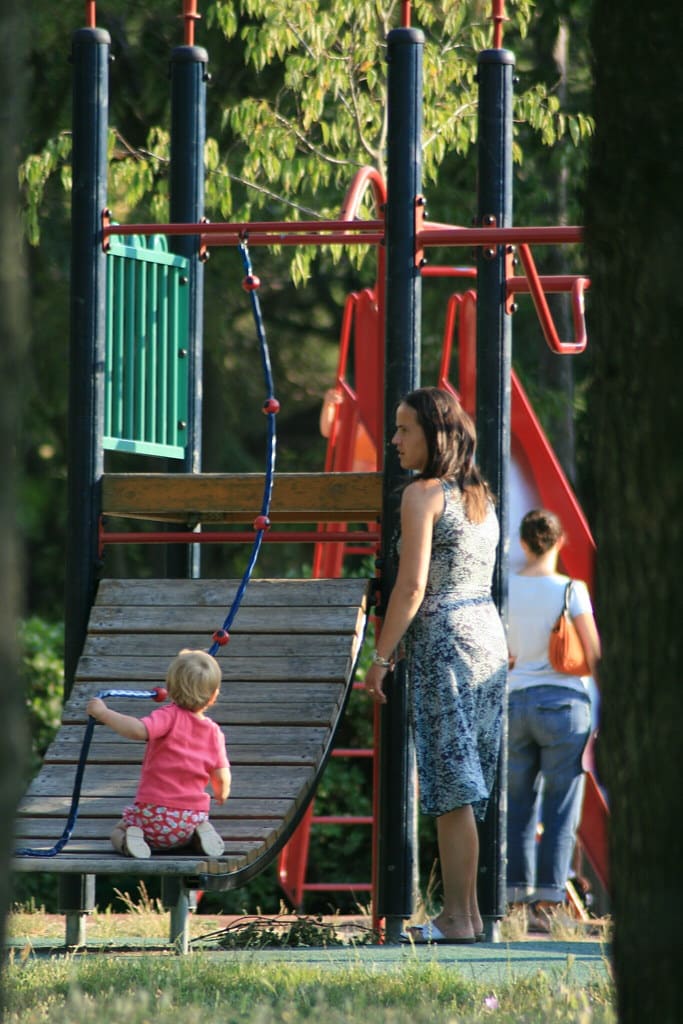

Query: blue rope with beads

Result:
[17,241,277,856]
[14,687,168,858]
[208,238,278,656]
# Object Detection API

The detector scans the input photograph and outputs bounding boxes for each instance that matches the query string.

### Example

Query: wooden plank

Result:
[14,837,265,856]
[81,632,353,659]
[14,818,284,840]
[44,724,329,748]
[43,739,324,766]
[73,656,350,683]
[94,577,371,609]
[13,854,250,875]
[17,796,298,819]
[24,764,315,799]
[62,703,340,726]
[102,472,382,522]
[70,683,345,707]
[85,604,367,635]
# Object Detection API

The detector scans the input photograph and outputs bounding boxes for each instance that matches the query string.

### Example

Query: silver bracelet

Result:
[372,650,392,668]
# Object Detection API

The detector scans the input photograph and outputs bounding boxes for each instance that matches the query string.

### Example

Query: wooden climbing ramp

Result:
[14,576,370,943]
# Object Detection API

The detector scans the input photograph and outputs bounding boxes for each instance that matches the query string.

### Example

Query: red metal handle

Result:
[516,243,589,354]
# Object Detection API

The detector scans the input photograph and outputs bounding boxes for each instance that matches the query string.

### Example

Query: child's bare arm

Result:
[210,766,231,804]
[87,697,148,741]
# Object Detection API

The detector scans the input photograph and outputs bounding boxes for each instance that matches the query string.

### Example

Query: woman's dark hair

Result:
[519,508,564,556]
[401,386,492,524]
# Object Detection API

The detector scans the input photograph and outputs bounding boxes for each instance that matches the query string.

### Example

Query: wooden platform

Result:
[14,577,370,942]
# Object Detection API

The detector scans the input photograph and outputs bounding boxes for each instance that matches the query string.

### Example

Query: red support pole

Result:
[491,0,508,50]
[181,0,201,47]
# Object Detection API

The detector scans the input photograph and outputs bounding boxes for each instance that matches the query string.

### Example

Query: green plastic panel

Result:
[104,237,190,459]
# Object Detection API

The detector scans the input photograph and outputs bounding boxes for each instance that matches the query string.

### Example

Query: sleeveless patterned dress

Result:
[403,480,507,820]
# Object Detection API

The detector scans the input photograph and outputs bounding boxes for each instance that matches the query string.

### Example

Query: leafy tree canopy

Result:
[21,0,593,283]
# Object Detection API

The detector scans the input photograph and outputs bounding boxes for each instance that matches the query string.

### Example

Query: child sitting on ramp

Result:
[87,649,231,858]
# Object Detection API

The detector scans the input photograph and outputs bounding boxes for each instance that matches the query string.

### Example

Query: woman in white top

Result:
[507,509,601,930]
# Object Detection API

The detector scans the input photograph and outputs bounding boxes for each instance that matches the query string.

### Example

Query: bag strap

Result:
[562,580,574,616]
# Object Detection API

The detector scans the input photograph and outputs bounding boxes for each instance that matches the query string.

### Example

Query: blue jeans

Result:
[506,685,592,903]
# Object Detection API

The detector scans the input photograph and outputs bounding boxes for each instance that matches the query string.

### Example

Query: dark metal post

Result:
[475,46,515,936]
[168,43,208,578]
[377,26,424,942]
[64,27,110,695]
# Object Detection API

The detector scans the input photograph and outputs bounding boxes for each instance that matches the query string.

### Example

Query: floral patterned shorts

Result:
[122,803,207,850]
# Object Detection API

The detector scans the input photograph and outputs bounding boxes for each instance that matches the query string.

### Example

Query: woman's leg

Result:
[534,689,592,902]
[507,690,542,903]
[432,805,478,939]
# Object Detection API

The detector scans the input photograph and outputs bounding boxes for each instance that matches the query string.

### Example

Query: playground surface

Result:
[7,916,611,986]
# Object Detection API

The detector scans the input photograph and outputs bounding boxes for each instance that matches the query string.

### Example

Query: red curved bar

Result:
[516,243,588,354]
[339,166,387,221]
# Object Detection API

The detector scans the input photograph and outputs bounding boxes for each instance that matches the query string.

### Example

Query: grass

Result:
[4,955,615,1024]
[4,896,615,1023]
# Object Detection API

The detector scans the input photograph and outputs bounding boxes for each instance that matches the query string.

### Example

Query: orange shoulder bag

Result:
[548,581,590,676]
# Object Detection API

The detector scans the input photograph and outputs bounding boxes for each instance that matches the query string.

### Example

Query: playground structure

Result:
[14,0,608,949]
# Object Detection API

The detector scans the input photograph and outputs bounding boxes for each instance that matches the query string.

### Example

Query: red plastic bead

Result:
[253,514,271,531]
[212,629,230,646]
[153,687,168,702]
[262,397,280,415]
[242,274,261,292]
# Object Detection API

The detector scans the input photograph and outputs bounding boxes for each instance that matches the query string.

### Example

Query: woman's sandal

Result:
[400,920,476,945]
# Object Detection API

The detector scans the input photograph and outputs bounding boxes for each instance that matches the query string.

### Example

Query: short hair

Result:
[166,649,222,711]
[519,508,564,556]
[401,386,492,523]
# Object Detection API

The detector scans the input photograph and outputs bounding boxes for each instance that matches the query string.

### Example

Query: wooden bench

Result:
[14,577,371,951]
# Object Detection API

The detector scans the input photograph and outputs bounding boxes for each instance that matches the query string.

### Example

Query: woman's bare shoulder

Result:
[401,478,445,514]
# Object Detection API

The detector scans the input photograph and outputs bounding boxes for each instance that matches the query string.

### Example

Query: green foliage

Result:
[19,0,593,281]
[19,617,63,780]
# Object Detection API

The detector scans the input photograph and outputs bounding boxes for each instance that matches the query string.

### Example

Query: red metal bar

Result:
[103,215,383,241]
[85,1,96,28]
[203,231,385,248]
[182,0,201,47]
[508,274,592,294]
[419,224,584,247]
[516,243,588,353]
[100,529,380,546]
[401,2,412,29]
[338,166,387,221]
[312,816,374,825]
[331,749,374,758]
[300,883,373,892]
[491,0,508,49]
[420,265,477,279]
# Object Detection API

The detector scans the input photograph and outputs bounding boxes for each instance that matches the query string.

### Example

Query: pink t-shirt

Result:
[135,703,229,812]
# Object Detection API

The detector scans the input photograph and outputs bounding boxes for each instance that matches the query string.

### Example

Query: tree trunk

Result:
[0,1,29,1015]
[585,4,683,1022]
